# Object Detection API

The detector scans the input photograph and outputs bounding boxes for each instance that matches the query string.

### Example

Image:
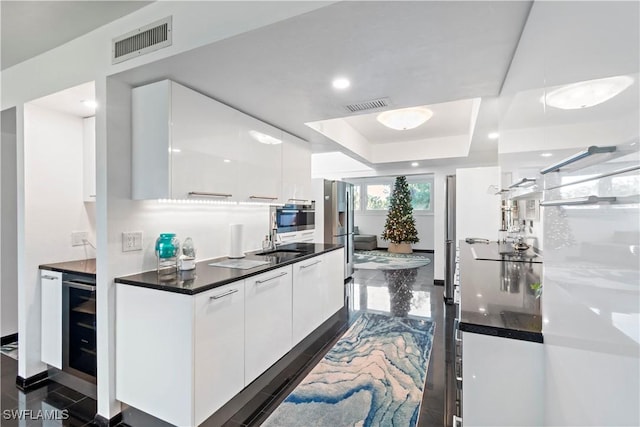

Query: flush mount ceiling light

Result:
[543,75,634,110]
[488,132,499,139]
[376,107,433,131]
[411,162,419,167]
[332,77,350,90]
[249,130,282,145]
[81,99,98,109]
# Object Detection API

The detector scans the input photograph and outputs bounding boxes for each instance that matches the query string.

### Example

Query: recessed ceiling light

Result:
[249,130,282,145]
[81,100,98,109]
[542,75,634,110]
[377,107,433,131]
[541,153,553,157]
[488,132,499,139]
[223,159,231,163]
[411,162,419,167]
[332,77,350,90]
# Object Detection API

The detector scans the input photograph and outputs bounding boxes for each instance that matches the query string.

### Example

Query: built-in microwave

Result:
[273,203,315,233]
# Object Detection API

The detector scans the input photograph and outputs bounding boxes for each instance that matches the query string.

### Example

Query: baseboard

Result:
[433,279,444,286]
[94,413,123,427]
[1,333,18,345]
[15,370,49,391]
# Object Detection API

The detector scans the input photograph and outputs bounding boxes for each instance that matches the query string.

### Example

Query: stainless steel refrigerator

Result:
[323,180,354,279]
[444,175,456,304]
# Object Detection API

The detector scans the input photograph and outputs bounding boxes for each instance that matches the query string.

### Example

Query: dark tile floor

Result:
[1,253,451,427]
[0,355,97,426]
[239,254,449,427]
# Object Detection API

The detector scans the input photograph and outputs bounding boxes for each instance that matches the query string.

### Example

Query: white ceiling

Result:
[339,99,475,144]
[0,0,152,70]
[29,81,96,118]
[111,1,533,171]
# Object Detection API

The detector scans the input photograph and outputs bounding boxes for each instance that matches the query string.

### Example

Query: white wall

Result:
[19,104,95,375]
[1,108,19,337]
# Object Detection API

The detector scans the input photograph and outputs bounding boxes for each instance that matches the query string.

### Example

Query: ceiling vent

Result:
[112,16,172,64]
[344,98,390,113]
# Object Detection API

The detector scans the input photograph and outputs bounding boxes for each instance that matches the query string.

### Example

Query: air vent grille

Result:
[112,17,172,64]
[344,98,390,113]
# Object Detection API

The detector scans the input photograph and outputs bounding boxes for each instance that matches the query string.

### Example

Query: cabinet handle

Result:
[300,260,322,269]
[188,192,232,198]
[210,289,239,300]
[63,281,96,291]
[89,195,96,198]
[256,271,288,284]
[249,195,278,201]
[288,198,307,202]
[42,275,58,280]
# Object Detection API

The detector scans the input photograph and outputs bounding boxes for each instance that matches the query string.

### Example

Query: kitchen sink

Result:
[254,249,307,256]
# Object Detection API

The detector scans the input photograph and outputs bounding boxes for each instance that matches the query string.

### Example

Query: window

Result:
[366,184,391,210]
[353,175,434,214]
[353,185,361,210]
[409,182,431,210]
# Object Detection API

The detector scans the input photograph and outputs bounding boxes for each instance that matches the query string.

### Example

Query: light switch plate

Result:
[122,231,143,252]
[71,231,88,247]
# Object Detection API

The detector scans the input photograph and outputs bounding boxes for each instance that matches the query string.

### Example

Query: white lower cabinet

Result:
[116,281,244,427]
[292,256,327,345]
[244,266,293,385]
[116,249,343,426]
[194,282,245,426]
[40,270,62,369]
[462,331,544,426]
[291,248,345,346]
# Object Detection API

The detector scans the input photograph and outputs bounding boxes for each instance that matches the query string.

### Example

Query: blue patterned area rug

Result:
[262,313,435,427]
[354,250,431,270]
[0,341,18,360]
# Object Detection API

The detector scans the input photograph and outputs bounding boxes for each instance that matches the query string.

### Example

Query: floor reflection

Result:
[351,267,432,319]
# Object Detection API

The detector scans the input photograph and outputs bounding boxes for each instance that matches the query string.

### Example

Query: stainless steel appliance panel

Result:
[323,179,354,279]
[445,175,457,304]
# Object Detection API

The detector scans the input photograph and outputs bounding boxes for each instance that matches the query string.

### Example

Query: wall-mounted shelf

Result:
[540,146,616,175]
[540,196,617,207]
[509,178,537,189]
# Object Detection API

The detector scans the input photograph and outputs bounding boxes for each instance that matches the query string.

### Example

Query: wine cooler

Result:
[62,274,97,383]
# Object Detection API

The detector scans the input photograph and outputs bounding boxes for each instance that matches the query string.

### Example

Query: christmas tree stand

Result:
[388,242,413,254]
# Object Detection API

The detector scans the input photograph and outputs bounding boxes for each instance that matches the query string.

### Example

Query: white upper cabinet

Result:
[282,133,312,204]
[82,116,96,202]
[132,80,312,202]
[235,113,282,203]
[170,82,240,200]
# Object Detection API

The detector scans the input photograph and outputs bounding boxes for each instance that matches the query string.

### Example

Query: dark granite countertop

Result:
[39,258,96,278]
[115,243,343,295]
[458,241,543,343]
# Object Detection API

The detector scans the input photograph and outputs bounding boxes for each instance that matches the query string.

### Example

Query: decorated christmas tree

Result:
[382,176,419,247]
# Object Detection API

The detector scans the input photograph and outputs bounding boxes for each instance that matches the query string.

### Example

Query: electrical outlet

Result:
[122,231,143,252]
[71,231,88,247]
